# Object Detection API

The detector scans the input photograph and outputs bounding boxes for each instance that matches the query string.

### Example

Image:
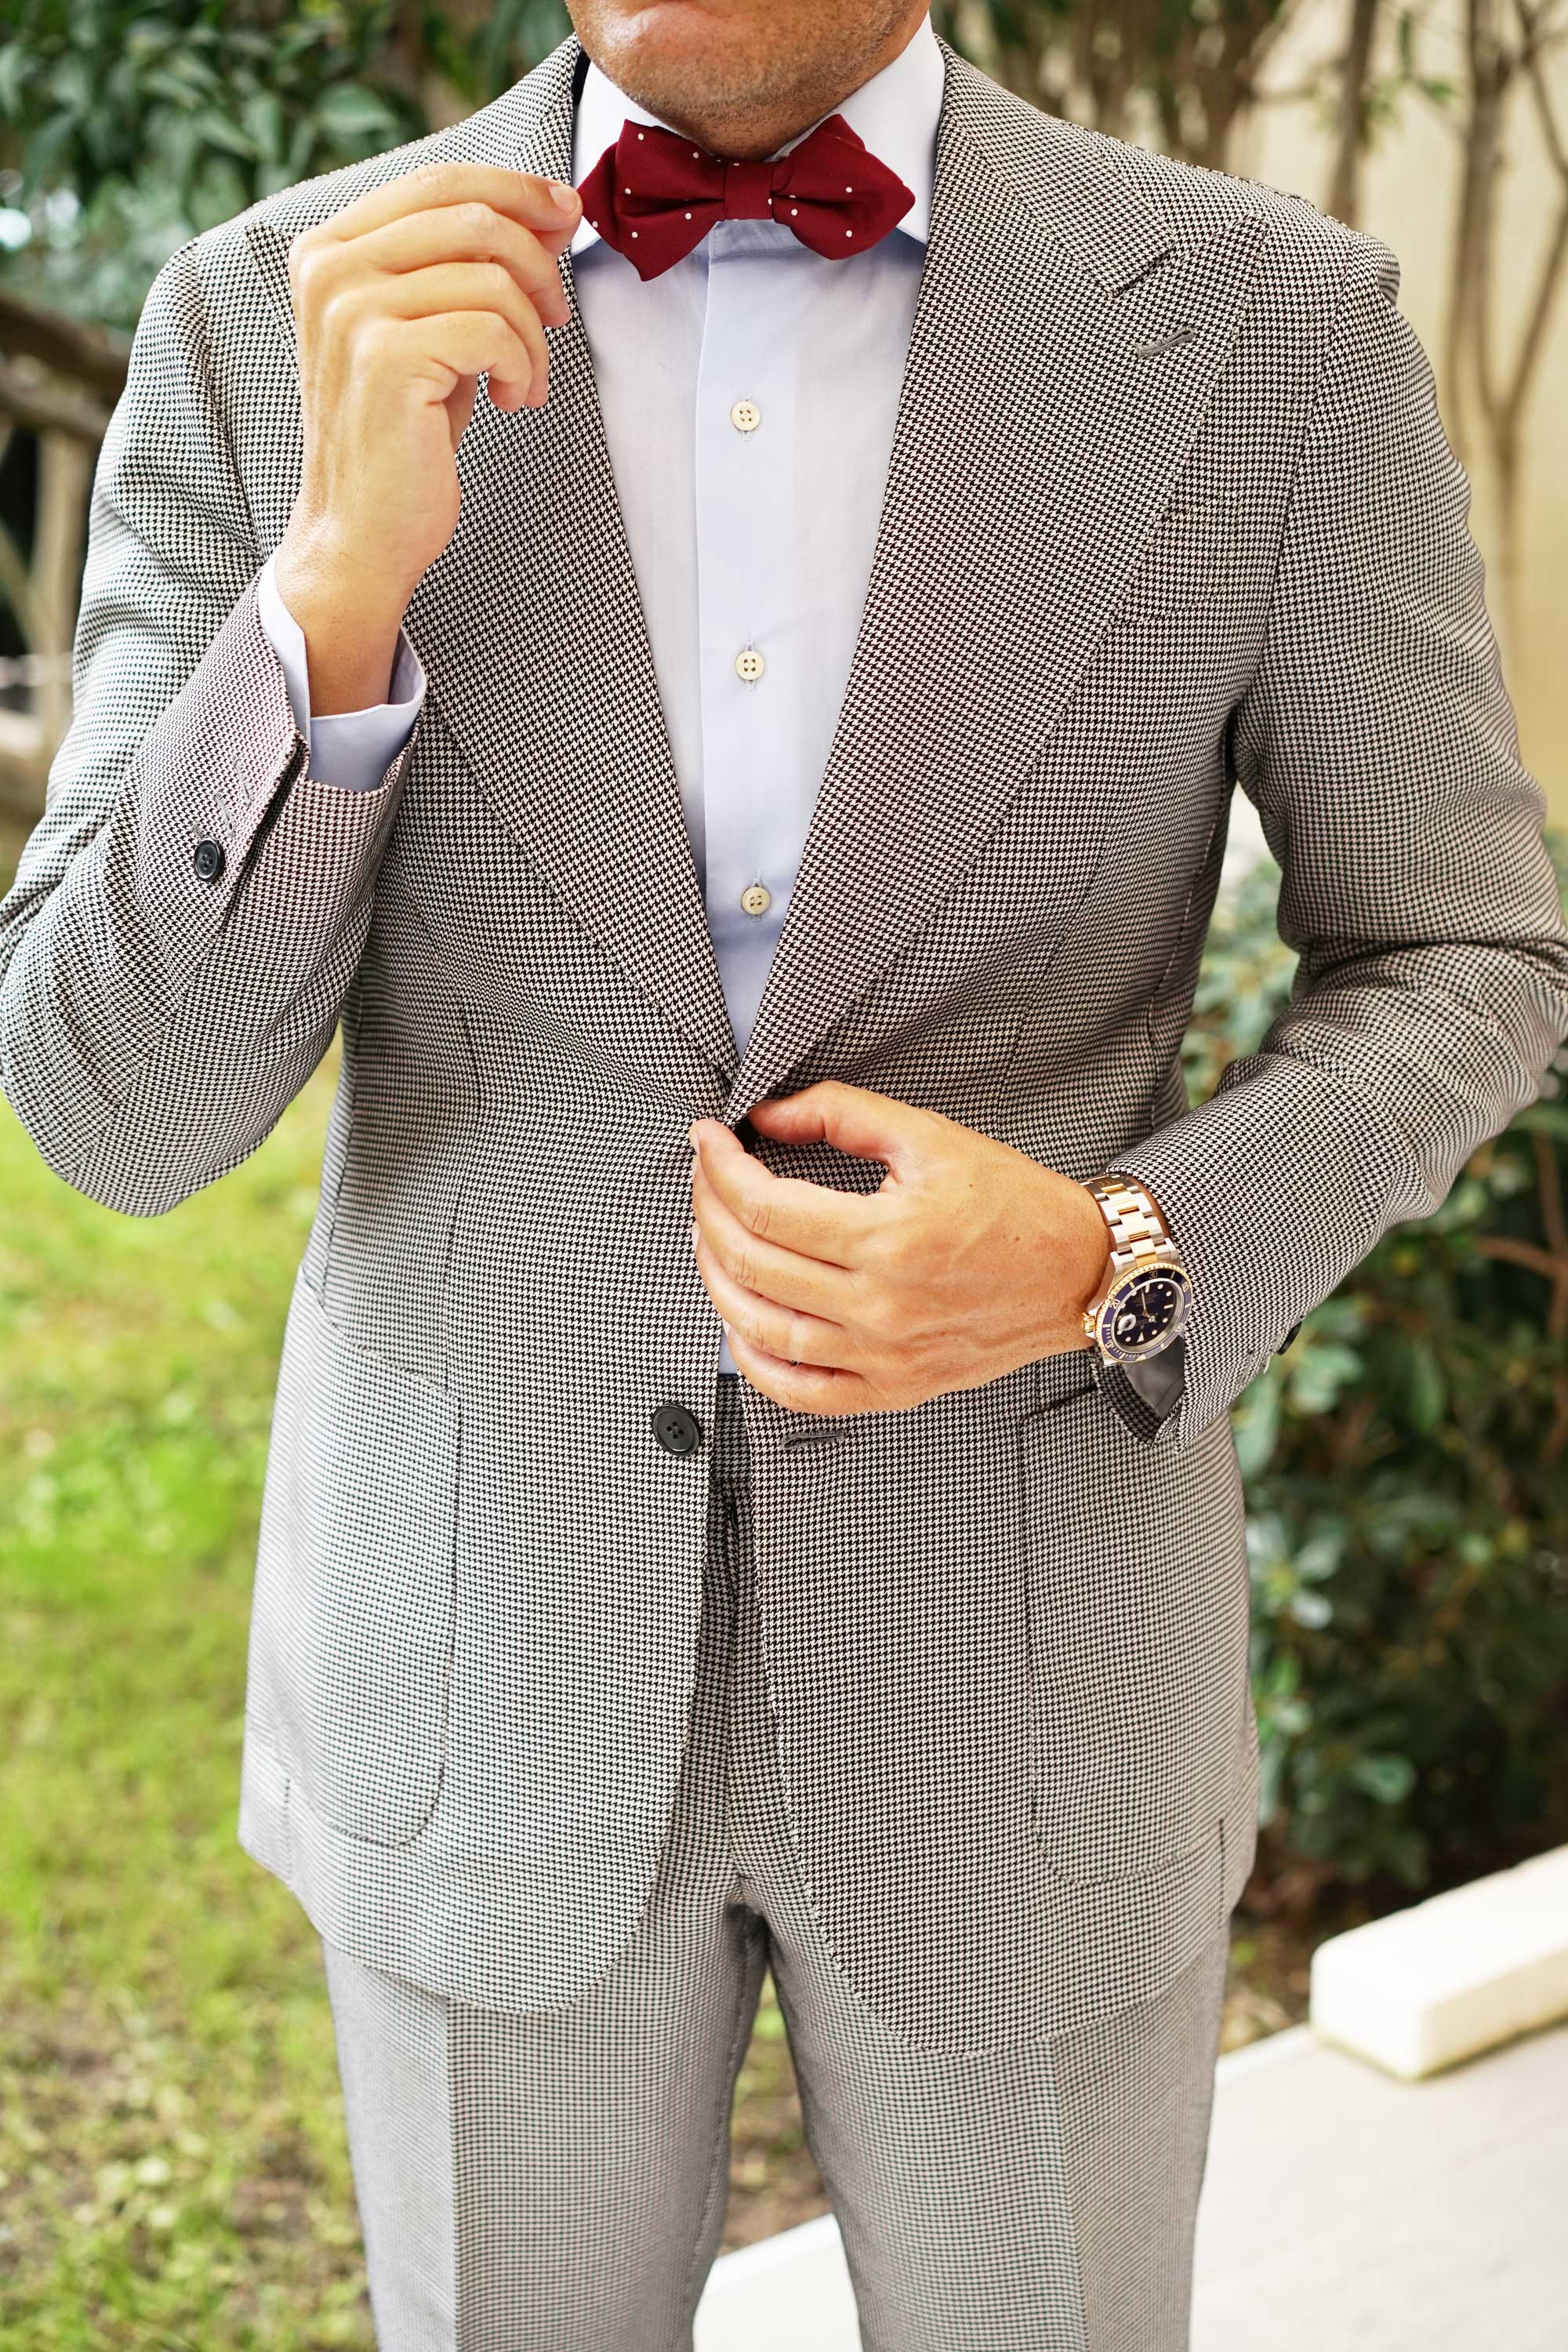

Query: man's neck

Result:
[579,10,929,162]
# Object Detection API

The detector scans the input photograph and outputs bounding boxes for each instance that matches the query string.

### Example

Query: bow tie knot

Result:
[577,112,915,281]
[717,155,787,221]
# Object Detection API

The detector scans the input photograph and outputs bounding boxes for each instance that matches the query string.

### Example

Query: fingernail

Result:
[690,1218,699,1247]
[550,180,583,216]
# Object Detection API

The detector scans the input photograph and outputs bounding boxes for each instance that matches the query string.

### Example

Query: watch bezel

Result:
[1089,1255,1192,1363]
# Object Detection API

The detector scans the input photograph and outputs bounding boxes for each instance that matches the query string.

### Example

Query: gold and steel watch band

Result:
[1083,1172,1182,1270]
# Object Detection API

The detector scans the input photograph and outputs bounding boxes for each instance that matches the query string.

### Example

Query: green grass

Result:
[0,1054,373,2347]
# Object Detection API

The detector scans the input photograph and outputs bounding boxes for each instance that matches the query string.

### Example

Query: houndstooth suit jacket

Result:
[4,30,1567,2053]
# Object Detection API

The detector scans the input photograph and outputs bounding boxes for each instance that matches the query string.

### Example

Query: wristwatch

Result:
[1079,1172,1193,1365]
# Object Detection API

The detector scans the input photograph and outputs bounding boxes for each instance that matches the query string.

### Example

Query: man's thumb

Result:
[746,1080,919,1171]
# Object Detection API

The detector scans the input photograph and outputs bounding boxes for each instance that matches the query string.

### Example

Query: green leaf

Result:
[1293,1530,1342,1583]
[0,41,31,121]
[1403,1338,1446,1433]
[189,107,256,162]
[1287,1340,1363,1416]
[314,82,401,143]
[240,89,286,166]
[1351,1753,1418,1806]
[1233,1371,1280,1479]
[1515,1102,1568,1142]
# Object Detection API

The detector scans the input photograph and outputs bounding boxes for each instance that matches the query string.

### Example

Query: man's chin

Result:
[581,2,803,119]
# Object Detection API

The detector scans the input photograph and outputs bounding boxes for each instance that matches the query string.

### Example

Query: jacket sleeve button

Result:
[193,838,226,884]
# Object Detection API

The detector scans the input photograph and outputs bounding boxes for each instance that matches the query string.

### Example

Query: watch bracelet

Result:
[1083,1171,1183,1271]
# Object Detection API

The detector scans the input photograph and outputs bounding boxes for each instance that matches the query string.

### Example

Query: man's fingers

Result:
[335,205,572,328]
[691,1164,858,1317]
[690,1125,882,1261]
[386,310,543,407]
[303,159,583,254]
[723,1325,874,1415]
[692,1224,853,1370]
[746,1080,938,1174]
[332,267,551,401]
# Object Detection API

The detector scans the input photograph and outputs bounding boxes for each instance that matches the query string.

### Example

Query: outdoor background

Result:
[2,2,1566,2347]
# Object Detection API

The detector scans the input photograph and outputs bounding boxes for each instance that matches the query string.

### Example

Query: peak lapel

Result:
[405,38,740,1075]
[724,40,1271,1127]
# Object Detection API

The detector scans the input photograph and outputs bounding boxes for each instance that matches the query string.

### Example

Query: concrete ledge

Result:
[1309,1842,1568,2079]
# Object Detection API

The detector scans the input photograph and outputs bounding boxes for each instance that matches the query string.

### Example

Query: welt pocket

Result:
[1023,1348,1102,1417]
[1114,500,1232,620]
[1014,1392,1248,1882]
[1019,1377,1097,1420]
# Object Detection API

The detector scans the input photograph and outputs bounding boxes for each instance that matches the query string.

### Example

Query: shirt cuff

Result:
[256,547,426,791]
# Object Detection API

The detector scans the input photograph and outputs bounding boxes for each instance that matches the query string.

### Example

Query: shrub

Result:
[1192,842,1568,1908]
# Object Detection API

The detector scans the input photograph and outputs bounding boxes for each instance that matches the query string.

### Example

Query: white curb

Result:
[1309,1842,1568,2079]
[695,2212,855,2350]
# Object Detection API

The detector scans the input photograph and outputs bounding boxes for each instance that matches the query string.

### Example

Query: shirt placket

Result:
[693,223,803,1065]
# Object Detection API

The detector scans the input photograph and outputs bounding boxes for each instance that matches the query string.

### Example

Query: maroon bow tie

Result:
[576,111,915,283]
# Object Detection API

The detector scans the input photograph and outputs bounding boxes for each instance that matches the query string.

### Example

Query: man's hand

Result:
[688,1080,1112,1414]
[274,161,583,713]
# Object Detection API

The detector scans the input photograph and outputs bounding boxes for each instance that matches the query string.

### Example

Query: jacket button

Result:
[193,838,226,884]
[651,1402,703,1456]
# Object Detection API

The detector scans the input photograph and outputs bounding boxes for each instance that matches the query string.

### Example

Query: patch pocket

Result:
[250,1273,459,1847]
[1115,499,1232,621]
[1016,1385,1249,1882]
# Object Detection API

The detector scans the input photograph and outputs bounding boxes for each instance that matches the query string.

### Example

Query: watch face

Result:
[1094,1262,1191,1360]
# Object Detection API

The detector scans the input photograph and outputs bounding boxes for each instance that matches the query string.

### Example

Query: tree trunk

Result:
[1327,0,1383,224]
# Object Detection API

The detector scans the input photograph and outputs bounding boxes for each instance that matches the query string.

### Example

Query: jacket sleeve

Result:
[1088,221,1568,1450]
[0,230,419,1217]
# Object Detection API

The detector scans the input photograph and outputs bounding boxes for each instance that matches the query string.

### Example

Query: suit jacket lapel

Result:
[404,37,741,1074]
[724,43,1270,1123]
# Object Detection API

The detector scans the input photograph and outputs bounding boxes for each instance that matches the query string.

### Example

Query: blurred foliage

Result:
[0,1054,373,2344]
[0,0,1315,328]
[1193,841,1568,1911]
[0,0,573,327]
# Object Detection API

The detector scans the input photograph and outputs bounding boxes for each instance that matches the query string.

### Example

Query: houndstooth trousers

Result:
[320,1375,1231,2352]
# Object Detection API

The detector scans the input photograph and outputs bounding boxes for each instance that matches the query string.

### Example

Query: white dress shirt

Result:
[258,13,946,1378]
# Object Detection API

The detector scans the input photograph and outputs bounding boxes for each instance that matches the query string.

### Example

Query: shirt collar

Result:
[568,9,942,261]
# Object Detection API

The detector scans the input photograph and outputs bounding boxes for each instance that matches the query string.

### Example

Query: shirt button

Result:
[730,398,761,433]
[734,646,765,683]
[739,883,771,916]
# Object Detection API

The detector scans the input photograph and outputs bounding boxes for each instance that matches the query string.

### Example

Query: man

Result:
[2,0,1565,2341]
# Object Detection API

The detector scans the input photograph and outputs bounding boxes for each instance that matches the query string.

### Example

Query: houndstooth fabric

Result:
[2,27,1566,2049]
[320,1374,1231,2352]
